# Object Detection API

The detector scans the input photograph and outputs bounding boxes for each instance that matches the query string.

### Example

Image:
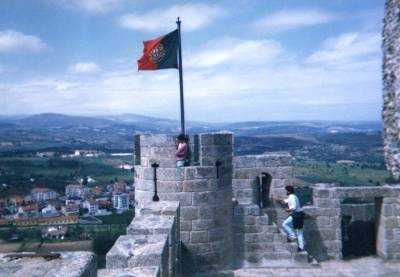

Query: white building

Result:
[30,188,58,202]
[119,163,134,170]
[41,204,59,217]
[83,199,98,215]
[113,193,129,213]
[65,184,84,199]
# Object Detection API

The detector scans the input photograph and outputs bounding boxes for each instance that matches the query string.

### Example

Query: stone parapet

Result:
[0,251,96,277]
[106,234,169,273]
[98,267,160,277]
[233,153,294,168]
[106,201,180,277]
[134,133,233,272]
[232,153,294,205]
[303,185,400,261]
[198,133,233,167]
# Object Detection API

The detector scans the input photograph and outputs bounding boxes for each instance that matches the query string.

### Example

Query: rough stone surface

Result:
[98,267,160,277]
[0,251,96,277]
[383,0,400,180]
[134,134,234,272]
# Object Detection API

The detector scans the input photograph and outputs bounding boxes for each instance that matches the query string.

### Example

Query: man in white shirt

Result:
[282,185,305,251]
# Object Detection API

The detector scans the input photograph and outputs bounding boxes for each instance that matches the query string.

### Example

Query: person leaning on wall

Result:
[176,134,189,167]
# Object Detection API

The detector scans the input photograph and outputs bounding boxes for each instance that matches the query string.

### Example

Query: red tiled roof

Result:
[31,187,50,193]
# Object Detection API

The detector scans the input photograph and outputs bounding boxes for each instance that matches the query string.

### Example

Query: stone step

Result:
[293,251,309,264]
[272,242,286,252]
[286,241,299,252]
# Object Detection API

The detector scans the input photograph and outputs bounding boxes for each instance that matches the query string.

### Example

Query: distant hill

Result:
[0,113,381,134]
[0,113,382,154]
[14,113,116,128]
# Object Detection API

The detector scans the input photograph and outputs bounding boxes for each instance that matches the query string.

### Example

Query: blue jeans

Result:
[176,160,185,167]
[283,215,305,250]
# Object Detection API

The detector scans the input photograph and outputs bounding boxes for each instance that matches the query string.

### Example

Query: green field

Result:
[294,161,390,187]
[0,156,133,196]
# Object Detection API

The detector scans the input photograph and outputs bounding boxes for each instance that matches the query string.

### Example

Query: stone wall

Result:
[231,153,309,265]
[134,134,233,272]
[383,0,400,179]
[105,201,180,277]
[232,203,308,266]
[303,184,400,260]
[232,153,294,205]
[341,203,375,222]
[0,252,96,277]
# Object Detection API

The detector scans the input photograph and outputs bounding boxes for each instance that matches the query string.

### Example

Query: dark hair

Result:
[177,134,188,142]
[285,185,295,194]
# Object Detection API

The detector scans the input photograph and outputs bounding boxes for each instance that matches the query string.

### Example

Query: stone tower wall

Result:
[232,153,294,205]
[383,0,400,179]
[134,133,233,272]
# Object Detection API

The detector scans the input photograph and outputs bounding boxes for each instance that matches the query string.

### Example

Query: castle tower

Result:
[134,133,233,272]
[383,0,400,180]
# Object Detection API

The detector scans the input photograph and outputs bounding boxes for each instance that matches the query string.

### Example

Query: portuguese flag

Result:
[138,29,179,70]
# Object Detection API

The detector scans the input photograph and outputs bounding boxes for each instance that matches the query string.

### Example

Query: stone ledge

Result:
[0,251,96,277]
[106,234,169,270]
[98,267,160,277]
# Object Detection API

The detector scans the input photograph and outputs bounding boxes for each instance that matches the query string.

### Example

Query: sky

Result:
[0,0,384,122]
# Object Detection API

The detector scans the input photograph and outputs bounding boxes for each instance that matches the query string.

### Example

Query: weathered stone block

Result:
[138,201,180,217]
[140,134,175,147]
[98,267,160,277]
[233,156,256,168]
[187,242,212,253]
[192,191,213,205]
[180,206,199,220]
[315,198,331,208]
[159,192,192,206]
[183,179,208,192]
[127,215,174,236]
[195,167,217,179]
[180,231,190,243]
[244,216,256,225]
[127,241,168,269]
[208,228,226,242]
[157,168,184,181]
[213,133,233,145]
[314,188,331,198]
[157,181,183,193]
[199,133,213,145]
[0,251,96,277]
[180,220,192,231]
[192,219,215,230]
[190,231,208,243]
[319,229,337,241]
[271,178,289,188]
[198,206,215,219]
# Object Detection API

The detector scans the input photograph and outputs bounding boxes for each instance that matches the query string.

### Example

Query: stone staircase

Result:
[233,203,309,268]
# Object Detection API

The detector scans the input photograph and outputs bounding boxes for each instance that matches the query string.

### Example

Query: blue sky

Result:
[0,0,383,122]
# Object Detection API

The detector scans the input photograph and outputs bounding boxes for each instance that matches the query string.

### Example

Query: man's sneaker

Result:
[287,236,297,243]
[297,247,306,253]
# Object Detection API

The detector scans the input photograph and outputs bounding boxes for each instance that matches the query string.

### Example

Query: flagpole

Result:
[176,17,185,135]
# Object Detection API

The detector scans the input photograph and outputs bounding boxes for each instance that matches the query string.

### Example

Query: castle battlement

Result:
[3,132,400,276]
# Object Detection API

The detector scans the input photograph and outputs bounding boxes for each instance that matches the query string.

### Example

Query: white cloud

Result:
[69,62,101,74]
[186,37,283,68]
[254,9,335,32]
[0,30,48,53]
[58,0,122,14]
[118,4,223,32]
[0,28,381,121]
[307,32,380,64]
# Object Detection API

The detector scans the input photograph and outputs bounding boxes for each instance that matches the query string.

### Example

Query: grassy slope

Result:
[294,161,389,187]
